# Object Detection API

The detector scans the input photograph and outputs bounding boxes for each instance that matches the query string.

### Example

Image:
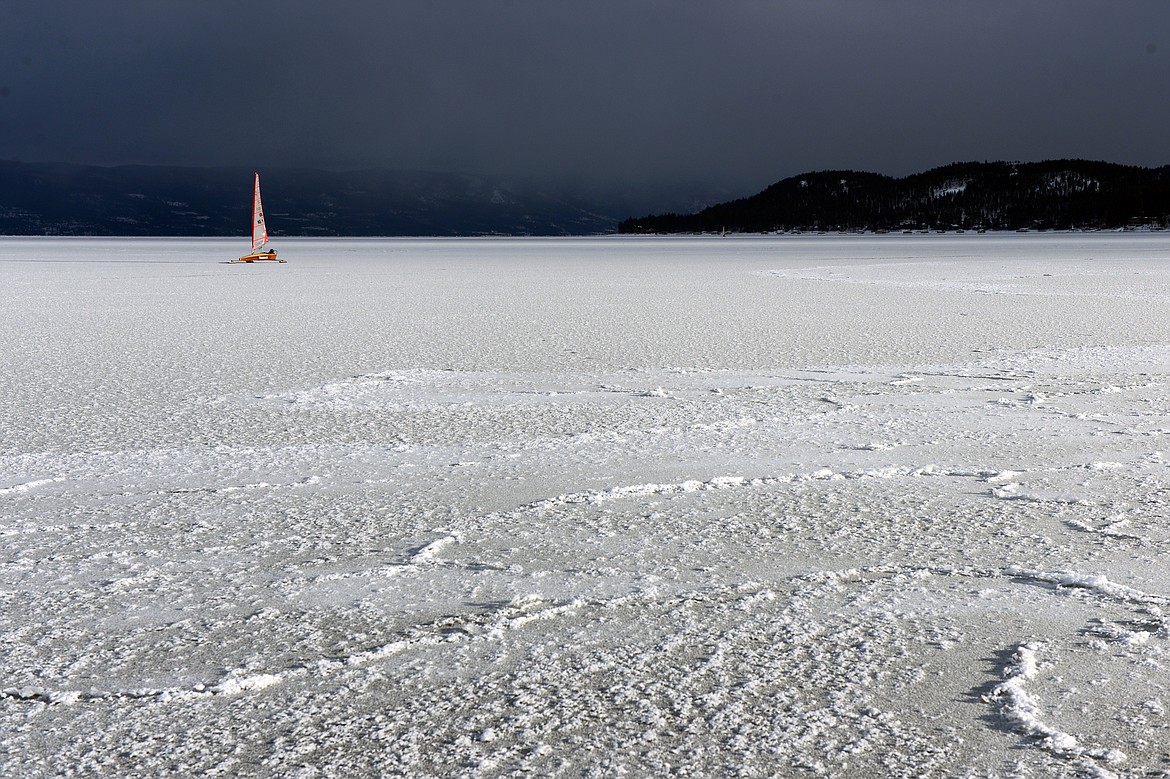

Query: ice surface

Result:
[5,234,1170,776]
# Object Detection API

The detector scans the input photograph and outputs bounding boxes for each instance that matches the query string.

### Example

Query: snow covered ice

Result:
[6,234,1170,776]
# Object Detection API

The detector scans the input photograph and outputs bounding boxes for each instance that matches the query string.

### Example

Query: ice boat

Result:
[235,172,284,263]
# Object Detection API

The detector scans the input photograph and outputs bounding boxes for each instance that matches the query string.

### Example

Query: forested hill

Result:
[618,160,1170,234]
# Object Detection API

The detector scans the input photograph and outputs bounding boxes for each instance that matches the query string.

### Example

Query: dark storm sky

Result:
[3,1,1169,193]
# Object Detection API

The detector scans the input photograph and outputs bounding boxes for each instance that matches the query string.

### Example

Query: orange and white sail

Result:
[251,172,268,252]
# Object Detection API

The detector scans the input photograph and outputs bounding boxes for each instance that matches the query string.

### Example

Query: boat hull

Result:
[235,250,284,263]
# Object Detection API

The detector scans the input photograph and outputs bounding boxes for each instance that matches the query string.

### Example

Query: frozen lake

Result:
[5,234,1170,776]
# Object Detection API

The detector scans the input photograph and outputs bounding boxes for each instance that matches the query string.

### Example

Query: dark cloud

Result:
[3,0,1169,193]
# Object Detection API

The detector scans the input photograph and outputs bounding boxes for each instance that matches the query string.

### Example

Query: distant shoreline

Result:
[4,228,1170,242]
[621,160,1170,235]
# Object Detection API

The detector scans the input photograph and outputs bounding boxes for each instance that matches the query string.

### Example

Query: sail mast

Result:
[251,172,268,252]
